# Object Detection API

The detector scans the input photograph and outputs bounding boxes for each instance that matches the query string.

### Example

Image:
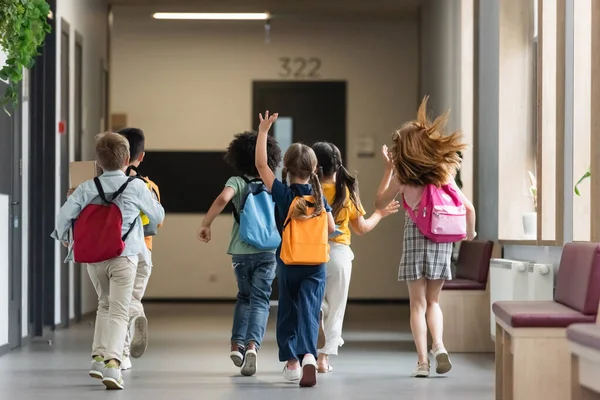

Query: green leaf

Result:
[0,0,51,106]
[574,168,591,196]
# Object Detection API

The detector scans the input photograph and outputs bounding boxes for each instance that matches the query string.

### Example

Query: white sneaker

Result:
[129,315,148,359]
[120,356,132,371]
[241,349,257,376]
[300,354,317,388]
[283,363,302,381]
[431,346,452,374]
[411,362,430,378]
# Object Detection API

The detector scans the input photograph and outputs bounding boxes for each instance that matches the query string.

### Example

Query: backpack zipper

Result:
[422,207,427,218]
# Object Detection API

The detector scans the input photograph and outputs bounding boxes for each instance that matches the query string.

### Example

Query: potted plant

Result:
[0,0,51,112]
[522,171,537,239]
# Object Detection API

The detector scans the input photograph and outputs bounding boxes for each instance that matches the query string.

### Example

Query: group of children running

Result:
[53,96,477,390]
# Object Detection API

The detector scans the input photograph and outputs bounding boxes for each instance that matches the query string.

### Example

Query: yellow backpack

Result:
[280,195,329,265]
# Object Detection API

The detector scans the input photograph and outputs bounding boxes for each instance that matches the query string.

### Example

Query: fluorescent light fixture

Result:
[153,12,269,20]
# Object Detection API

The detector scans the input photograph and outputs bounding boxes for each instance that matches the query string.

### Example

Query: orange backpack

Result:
[280,195,330,265]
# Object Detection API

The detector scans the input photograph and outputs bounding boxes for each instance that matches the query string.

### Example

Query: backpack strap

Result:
[93,177,109,204]
[111,176,138,201]
[232,177,264,224]
[122,217,138,241]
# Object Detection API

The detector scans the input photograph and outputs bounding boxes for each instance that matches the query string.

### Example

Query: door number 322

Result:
[279,57,322,78]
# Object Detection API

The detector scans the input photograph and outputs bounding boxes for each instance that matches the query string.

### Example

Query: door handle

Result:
[10,201,20,206]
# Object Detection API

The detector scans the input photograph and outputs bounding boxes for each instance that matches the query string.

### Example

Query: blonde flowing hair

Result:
[282,143,324,219]
[391,96,467,187]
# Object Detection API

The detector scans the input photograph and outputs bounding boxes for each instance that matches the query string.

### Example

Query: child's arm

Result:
[324,199,335,234]
[197,187,235,243]
[52,186,85,244]
[450,180,477,240]
[255,111,279,191]
[375,146,401,209]
[350,200,401,236]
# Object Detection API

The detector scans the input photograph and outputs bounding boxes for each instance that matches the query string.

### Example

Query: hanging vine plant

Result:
[0,0,51,110]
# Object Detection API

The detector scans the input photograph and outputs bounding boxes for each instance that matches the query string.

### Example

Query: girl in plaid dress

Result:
[375,97,476,378]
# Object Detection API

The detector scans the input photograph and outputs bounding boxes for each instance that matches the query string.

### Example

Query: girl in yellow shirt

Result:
[312,142,400,373]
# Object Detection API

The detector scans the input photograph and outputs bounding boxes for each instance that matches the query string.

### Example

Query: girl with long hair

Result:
[255,111,335,388]
[312,142,399,373]
[375,97,476,377]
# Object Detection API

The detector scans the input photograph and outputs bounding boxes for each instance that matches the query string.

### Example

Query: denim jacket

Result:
[51,170,165,264]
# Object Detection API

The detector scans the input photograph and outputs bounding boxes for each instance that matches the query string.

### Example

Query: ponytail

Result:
[331,165,360,219]
[290,171,325,220]
[282,167,288,185]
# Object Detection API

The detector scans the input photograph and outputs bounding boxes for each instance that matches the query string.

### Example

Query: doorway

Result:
[29,0,57,336]
[73,32,83,322]
[59,19,70,328]
[0,81,22,351]
[252,81,347,299]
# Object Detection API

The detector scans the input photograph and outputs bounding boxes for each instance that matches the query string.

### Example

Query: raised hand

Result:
[381,145,393,169]
[258,110,279,134]
[377,200,401,218]
[197,226,211,243]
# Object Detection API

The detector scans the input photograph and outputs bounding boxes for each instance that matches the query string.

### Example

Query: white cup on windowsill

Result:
[522,212,537,240]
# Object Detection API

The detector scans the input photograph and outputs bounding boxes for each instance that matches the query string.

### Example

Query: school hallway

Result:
[0,303,494,400]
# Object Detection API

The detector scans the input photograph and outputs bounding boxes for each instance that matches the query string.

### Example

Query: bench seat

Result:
[493,301,596,328]
[568,323,600,349]
[443,278,486,291]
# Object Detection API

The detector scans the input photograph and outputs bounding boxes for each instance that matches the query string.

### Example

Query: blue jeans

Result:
[276,262,326,361]
[231,252,276,348]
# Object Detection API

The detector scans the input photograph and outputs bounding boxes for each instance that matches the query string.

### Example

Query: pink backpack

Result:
[403,184,467,243]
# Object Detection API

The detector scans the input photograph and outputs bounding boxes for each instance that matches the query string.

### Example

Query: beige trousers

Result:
[123,257,152,356]
[87,256,137,362]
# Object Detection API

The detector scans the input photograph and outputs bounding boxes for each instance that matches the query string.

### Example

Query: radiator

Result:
[489,259,554,341]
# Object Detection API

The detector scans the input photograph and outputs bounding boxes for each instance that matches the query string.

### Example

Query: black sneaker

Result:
[230,344,245,367]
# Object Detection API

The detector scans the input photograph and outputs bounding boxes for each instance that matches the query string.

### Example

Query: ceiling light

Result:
[152,13,269,20]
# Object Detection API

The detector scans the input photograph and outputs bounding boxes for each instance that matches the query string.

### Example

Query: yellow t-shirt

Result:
[322,183,366,245]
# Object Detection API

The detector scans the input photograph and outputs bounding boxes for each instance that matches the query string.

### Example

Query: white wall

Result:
[111,7,419,299]
[419,0,474,201]
[55,0,108,324]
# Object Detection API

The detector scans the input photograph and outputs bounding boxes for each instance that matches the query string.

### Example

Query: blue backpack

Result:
[232,177,281,250]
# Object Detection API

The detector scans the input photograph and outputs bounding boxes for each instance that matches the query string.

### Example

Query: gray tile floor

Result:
[0,303,494,399]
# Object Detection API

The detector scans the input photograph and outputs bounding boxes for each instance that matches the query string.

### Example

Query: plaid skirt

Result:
[398,213,452,281]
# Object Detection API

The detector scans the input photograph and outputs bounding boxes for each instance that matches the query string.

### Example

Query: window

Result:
[572,0,592,241]
[497,0,539,242]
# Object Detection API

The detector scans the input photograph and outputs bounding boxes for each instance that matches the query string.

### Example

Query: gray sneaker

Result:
[241,349,257,376]
[102,365,125,390]
[130,315,148,359]
[89,356,104,379]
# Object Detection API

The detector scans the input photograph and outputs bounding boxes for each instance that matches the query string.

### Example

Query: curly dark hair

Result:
[224,131,282,176]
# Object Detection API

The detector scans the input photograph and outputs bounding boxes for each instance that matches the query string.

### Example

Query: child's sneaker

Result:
[121,356,132,371]
[282,363,302,381]
[89,356,104,379]
[411,361,430,378]
[241,348,257,376]
[431,346,452,374]
[230,344,245,367]
[300,354,317,388]
[102,364,125,390]
[129,315,148,359]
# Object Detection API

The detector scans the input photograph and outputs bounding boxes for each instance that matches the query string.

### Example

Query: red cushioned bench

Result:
[437,240,497,352]
[493,242,600,400]
[568,324,600,400]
